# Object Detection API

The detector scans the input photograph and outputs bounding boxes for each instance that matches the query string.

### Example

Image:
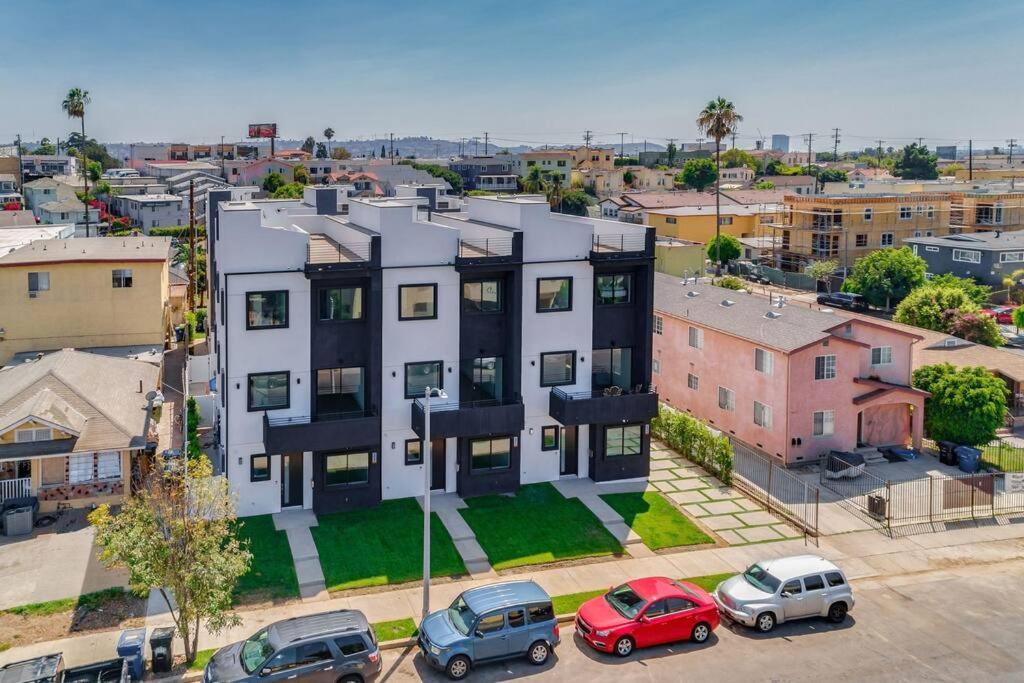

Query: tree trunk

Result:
[714,140,722,276]
[81,116,90,238]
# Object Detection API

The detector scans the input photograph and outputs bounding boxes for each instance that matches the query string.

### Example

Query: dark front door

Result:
[560,426,578,476]
[281,452,303,507]
[430,438,446,491]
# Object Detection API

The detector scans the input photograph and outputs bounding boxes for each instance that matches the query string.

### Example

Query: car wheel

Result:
[527,641,550,665]
[445,655,471,681]
[827,601,848,623]
[339,676,362,683]
[613,636,635,657]
[691,622,711,643]
[756,612,776,633]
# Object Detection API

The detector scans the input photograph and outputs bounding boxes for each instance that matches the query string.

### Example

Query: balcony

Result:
[590,230,654,261]
[455,233,522,268]
[549,386,659,426]
[305,234,378,276]
[411,397,524,440]
[263,410,379,453]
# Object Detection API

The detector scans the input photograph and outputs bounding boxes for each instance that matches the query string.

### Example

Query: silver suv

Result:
[712,555,853,633]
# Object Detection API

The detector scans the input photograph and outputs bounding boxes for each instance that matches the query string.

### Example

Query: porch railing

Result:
[0,477,31,502]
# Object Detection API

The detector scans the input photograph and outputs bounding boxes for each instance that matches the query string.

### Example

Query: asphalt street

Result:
[378,559,1024,682]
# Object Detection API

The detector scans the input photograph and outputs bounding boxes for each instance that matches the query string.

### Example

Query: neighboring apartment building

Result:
[652,277,927,465]
[570,146,616,171]
[112,194,187,231]
[601,189,786,226]
[905,230,1024,286]
[449,156,517,191]
[0,350,159,511]
[575,167,676,198]
[646,203,782,244]
[510,150,574,183]
[762,174,817,196]
[20,155,77,178]
[0,174,21,207]
[0,238,171,365]
[719,166,754,187]
[23,177,101,230]
[207,188,657,516]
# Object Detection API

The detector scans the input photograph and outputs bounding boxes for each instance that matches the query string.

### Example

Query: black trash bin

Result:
[150,626,175,674]
[938,440,958,466]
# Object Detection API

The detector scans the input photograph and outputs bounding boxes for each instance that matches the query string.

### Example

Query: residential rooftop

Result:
[0,237,172,266]
[904,230,1024,250]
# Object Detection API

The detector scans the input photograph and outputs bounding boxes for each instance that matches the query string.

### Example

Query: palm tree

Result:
[323,127,335,157]
[62,88,92,236]
[696,97,743,274]
[544,172,564,212]
[521,166,547,194]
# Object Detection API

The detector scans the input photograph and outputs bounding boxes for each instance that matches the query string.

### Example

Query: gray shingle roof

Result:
[654,273,849,352]
[0,236,171,265]
[904,230,1024,251]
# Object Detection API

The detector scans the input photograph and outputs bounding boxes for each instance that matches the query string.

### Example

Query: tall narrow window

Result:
[688,326,703,349]
[754,401,772,428]
[461,357,503,402]
[718,386,735,412]
[592,348,632,391]
[754,348,773,375]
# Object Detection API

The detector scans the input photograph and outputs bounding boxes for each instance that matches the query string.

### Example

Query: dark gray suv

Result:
[204,610,381,683]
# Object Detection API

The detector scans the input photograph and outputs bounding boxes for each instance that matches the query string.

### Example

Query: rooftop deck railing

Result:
[592,233,647,253]
[458,237,514,258]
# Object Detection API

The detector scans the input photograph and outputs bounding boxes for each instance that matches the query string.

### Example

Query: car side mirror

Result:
[780,591,791,599]
[475,630,484,638]
[261,669,271,677]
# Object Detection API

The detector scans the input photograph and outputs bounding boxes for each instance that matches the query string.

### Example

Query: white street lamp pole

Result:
[422,386,447,621]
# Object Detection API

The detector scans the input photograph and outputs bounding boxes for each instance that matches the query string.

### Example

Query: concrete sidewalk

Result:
[5,518,1024,668]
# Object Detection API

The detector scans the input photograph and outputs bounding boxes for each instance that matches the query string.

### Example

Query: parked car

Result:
[0,653,130,683]
[713,555,853,633]
[816,291,868,311]
[418,580,559,680]
[575,577,720,657]
[203,610,381,683]
[982,305,1018,325]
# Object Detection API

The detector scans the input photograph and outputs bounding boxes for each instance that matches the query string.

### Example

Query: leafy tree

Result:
[622,169,635,186]
[62,87,92,235]
[613,157,639,167]
[808,259,839,292]
[943,309,1004,347]
[817,168,848,185]
[924,273,991,306]
[89,456,251,664]
[271,182,305,199]
[331,146,352,160]
[762,158,785,176]
[1013,306,1024,331]
[521,166,546,194]
[893,285,977,331]
[322,127,334,155]
[64,132,119,169]
[912,364,1008,445]
[1002,268,1024,304]
[381,144,387,159]
[293,164,311,185]
[754,180,775,190]
[680,158,717,191]
[544,171,564,210]
[842,247,926,308]
[706,234,741,264]
[301,136,315,154]
[893,143,939,180]
[666,142,678,166]
[32,137,56,155]
[560,189,591,216]
[721,148,758,171]
[314,142,328,159]
[87,160,103,183]
[941,162,965,175]
[261,171,285,193]
[696,96,743,275]
[409,162,463,193]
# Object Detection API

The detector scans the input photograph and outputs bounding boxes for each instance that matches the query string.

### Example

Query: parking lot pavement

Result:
[379,559,1024,682]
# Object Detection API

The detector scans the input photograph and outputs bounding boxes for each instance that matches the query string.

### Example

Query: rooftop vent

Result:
[721,299,735,307]
[765,310,782,319]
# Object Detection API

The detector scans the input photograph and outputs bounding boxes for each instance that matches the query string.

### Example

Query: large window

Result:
[251,454,270,482]
[399,284,437,320]
[96,451,121,479]
[325,452,370,487]
[28,271,50,294]
[952,249,981,264]
[595,274,632,305]
[537,277,572,312]
[246,290,288,330]
[462,279,502,313]
[871,346,893,365]
[319,286,363,321]
[316,367,365,418]
[470,437,512,472]
[606,425,642,457]
[111,269,133,288]
[405,361,443,399]
[68,454,94,484]
[718,386,735,412]
[540,351,576,387]
[248,371,290,410]
[592,347,632,391]
[814,354,836,380]
[813,410,835,437]
[461,357,503,402]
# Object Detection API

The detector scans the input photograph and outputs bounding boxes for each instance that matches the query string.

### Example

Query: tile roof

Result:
[0,236,172,266]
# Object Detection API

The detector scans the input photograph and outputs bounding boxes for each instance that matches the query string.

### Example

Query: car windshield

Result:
[743,564,782,594]
[605,584,647,619]
[240,628,275,674]
[447,596,477,636]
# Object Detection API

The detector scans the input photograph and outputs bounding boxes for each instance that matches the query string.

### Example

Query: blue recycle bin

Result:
[116,627,146,680]
[955,446,982,474]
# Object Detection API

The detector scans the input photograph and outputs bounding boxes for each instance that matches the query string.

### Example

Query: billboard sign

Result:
[248,123,278,139]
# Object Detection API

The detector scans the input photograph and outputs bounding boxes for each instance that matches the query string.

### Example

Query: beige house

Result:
[0,350,160,512]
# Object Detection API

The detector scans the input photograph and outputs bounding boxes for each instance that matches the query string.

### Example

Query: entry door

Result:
[560,426,578,476]
[430,438,446,491]
[281,453,303,508]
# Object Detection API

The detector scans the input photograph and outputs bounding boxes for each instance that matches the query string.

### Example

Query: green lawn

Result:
[982,443,1024,472]
[1,588,127,617]
[312,499,465,592]
[234,515,300,600]
[550,573,735,616]
[189,649,216,671]
[373,618,418,641]
[684,572,734,593]
[459,483,623,571]
[600,491,714,550]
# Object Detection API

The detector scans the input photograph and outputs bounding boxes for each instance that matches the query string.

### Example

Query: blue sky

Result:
[2,0,1022,149]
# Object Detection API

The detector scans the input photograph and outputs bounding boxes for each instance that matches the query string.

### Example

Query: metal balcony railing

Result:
[592,233,647,253]
[306,234,372,264]
[458,238,514,258]
[551,385,656,401]
[413,396,520,412]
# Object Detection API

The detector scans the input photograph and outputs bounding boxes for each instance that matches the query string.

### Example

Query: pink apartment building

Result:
[652,275,929,465]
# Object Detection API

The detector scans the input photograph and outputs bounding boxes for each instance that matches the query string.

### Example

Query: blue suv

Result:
[418,580,559,680]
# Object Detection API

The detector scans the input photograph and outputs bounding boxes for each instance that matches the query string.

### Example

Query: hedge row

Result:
[651,404,733,484]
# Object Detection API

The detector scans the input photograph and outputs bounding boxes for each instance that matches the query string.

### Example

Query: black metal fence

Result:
[982,439,1024,472]
[731,441,819,544]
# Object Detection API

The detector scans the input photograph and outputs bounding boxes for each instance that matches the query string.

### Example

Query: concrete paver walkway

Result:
[272,510,327,601]
[421,493,495,577]
[551,478,652,557]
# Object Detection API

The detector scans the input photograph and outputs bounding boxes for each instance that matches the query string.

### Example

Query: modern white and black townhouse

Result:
[206,187,658,516]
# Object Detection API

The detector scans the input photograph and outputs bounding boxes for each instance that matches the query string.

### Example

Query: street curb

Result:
[377,615,575,652]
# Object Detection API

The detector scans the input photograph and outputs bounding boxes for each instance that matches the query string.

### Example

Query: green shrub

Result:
[716,275,745,291]
[651,404,733,484]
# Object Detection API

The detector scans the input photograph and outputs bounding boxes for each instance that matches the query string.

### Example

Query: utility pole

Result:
[730,131,737,149]
[832,128,841,161]
[187,179,196,317]
[483,132,489,155]
[472,137,479,156]
[1007,138,1017,165]
[583,129,593,152]
[389,132,394,164]
[801,132,814,175]
[15,134,23,198]
[916,137,924,146]
[876,139,885,169]
[220,135,226,177]
[616,132,628,159]
[969,139,974,181]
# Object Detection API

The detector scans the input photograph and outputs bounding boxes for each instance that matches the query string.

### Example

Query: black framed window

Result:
[470,436,512,472]
[324,451,370,487]
[462,279,502,313]
[248,371,290,411]
[316,367,365,418]
[592,348,633,391]
[536,277,572,312]
[250,454,270,482]
[595,274,632,305]
[319,286,363,321]
[540,351,576,387]
[246,290,288,329]
[405,360,443,399]
[399,284,437,320]
[606,425,642,457]
[460,356,503,402]
[405,439,423,465]
[541,426,559,451]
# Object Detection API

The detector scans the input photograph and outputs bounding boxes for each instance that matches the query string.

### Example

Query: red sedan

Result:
[983,306,1018,325]
[575,577,720,657]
